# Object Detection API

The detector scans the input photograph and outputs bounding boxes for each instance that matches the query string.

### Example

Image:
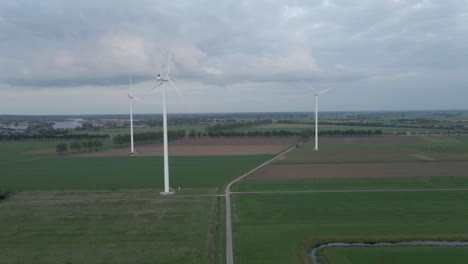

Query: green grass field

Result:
[1,154,273,191]
[320,246,468,264]
[234,177,468,192]
[0,190,219,264]
[275,136,468,164]
[233,191,468,264]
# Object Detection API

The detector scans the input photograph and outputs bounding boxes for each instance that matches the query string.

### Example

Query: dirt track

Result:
[77,137,301,157]
[249,162,468,180]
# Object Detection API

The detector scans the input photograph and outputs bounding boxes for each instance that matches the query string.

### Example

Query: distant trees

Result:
[113,130,186,145]
[206,119,273,132]
[56,140,104,154]
[56,143,68,154]
[0,133,109,141]
[300,129,383,139]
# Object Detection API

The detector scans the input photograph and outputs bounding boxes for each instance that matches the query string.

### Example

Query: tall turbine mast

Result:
[128,75,143,155]
[304,82,330,151]
[147,55,182,195]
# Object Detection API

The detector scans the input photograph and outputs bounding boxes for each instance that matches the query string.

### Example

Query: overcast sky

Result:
[0,0,467,115]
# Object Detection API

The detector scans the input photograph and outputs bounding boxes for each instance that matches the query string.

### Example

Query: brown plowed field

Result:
[77,137,300,157]
[249,162,468,180]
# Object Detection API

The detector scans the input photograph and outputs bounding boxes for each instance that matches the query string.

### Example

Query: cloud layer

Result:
[0,0,467,113]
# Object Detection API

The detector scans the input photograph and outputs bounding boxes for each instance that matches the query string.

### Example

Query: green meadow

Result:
[233,191,468,264]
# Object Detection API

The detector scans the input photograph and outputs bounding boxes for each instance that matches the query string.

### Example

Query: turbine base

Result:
[160,191,176,196]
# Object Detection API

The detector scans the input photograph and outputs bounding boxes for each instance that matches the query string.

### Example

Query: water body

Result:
[310,241,468,264]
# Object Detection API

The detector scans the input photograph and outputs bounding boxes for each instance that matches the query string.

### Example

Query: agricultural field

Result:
[76,138,299,157]
[1,153,273,191]
[0,190,219,264]
[231,135,468,263]
[0,135,287,264]
[232,191,468,264]
[274,136,468,164]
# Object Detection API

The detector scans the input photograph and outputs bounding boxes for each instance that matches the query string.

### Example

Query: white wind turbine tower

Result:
[303,82,331,151]
[128,76,143,155]
[147,55,182,195]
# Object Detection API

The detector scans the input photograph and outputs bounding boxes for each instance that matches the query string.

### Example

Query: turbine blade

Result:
[133,96,144,104]
[169,79,182,97]
[166,53,172,77]
[146,82,163,92]
[319,88,332,94]
[129,75,134,93]
[303,81,318,93]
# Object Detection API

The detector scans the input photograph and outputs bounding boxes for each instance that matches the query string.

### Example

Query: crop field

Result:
[0,190,219,264]
[320,246,468,264]
[275,136,468,164]
[248,162,468,180]
[76,138,299,157]
[232,191,468,264]
[0,154,273,191]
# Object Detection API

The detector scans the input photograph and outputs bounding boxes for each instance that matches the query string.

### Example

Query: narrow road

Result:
[225,144,299,264]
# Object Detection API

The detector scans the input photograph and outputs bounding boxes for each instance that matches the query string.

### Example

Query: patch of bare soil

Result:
[76,137,301,157]
[249,162,468,180]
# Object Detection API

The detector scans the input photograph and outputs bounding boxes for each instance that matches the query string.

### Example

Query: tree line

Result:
[1,133,109,141]
[56,140,104,154]
[113,130,186,145]
[206,119,273,132]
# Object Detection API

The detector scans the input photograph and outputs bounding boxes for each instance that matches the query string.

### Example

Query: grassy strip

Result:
[235,177,468,192]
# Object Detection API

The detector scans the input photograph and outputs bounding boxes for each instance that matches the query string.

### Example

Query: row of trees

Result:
[113,130,186,145]
[56,140,104,154]
[1,133,108,141]
[206,119,273,132]
[301,129,383,139]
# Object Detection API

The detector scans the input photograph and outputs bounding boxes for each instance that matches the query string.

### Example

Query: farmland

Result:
[0,190,218,264]
[274,136,468,164]
[2,111,468,264]
[232,191,468,264]
[0,155,273,191]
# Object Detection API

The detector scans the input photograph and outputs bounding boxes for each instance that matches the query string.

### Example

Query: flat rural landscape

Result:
[2,1,468,263]
[1,111,468,264]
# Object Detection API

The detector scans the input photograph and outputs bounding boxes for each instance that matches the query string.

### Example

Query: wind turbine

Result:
[303,82,330,151]
[128,76,143,155]
[147,55,182,195]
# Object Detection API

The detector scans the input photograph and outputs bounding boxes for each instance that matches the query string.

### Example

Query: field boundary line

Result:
[225,142,301,264]
[232,188,468,194]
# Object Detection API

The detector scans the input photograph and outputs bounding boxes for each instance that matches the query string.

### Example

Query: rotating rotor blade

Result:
[166,53,172,77]
[319,88,332,95]
[146,82,163,92]
[303,81,318,94]
[133,96,144,104]
[128,75,134,93]
[169,79,182,97]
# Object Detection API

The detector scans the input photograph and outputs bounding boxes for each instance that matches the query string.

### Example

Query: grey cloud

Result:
[0,0,467,92]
